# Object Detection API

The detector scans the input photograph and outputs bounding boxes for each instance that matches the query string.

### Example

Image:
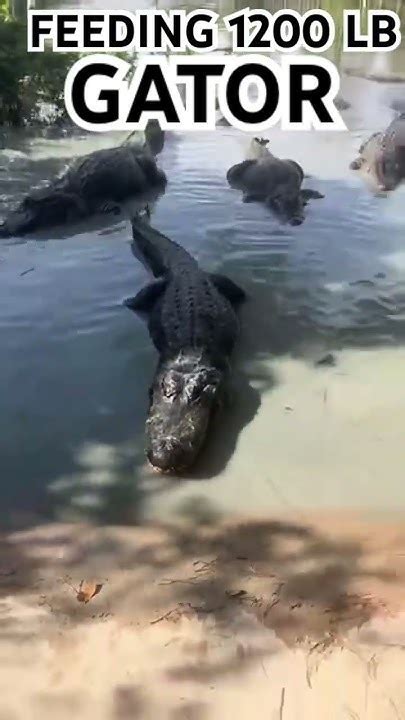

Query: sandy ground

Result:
[4,349,405,719]
[137,346,405,519]
[2,511,405,719]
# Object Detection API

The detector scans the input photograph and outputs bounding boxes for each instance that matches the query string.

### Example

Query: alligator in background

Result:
[0,121,167,239]
[350,113,405,192]
[226,137,324,226]
[124,214,246,474]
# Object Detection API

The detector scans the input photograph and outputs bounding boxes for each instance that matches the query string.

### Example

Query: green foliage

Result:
[0,13,137,127]
[0,17,77,126]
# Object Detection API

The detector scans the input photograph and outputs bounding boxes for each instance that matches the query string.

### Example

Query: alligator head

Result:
[267,160,306,225]
[247,136,272,161]
[143,119,165,156]
[350,130,403,191]
[1,190,86,237]
[146,351,225,473]
[1,197,39,237]
[374,145,401,191]
[268,191,305,225]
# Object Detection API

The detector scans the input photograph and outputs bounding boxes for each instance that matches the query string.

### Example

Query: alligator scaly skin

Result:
[126,216,245,473]
[0,125,166,238]
[131,218,240,363]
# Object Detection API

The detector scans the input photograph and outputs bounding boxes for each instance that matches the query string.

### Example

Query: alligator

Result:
[124,214,246,473]
[335,96,351,111]
[350,114,405,191]
[0,120,167,238]
[226,137,324,225]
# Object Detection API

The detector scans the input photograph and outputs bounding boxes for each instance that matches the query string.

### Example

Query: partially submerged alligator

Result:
[124,215,246,473]
[0,121,166,238]
[227,138,324,225]
[350,114,405,191]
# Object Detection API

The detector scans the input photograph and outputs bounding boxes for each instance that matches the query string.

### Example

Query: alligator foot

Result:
[242,193,267,203]
[289,215,304,226]
[350,158,363,170]
[124,277,167,313]
[209,273,247,305]
[300,189,325,204]
[101,202,121,216]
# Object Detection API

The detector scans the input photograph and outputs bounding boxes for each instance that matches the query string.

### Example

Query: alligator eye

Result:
[184,383,201,402]
[162,381,177,398]
[161,374,179,399]
[202,383,219,400]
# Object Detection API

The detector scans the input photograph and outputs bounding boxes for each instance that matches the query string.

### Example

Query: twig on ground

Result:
[389,697,403,720]
[193,559,217,573]
[158,576,201,586]
[248,564,276,579]
[279,687,285,720]
[150,602,225,625]
[20,267,34,276]
[260,659,269,680]
[225,590,247,599]
[264,598,280,616]
[150,609,177,625]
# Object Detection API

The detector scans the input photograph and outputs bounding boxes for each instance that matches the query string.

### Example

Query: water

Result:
[2,1,405,528]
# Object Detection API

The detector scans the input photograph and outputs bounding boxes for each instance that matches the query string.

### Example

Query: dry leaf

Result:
[76,581,103,604]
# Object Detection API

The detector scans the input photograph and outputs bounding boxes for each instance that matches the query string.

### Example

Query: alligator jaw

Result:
[145,353,224,474]
[147,459,190,475]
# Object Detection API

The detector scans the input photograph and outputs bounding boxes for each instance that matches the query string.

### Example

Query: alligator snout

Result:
[147,436,193,473]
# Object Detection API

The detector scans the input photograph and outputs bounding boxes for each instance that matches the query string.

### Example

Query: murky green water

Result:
[2,1,405,527]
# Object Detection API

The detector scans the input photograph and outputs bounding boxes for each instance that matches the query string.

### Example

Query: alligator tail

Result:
[121,120,165,157]
[0,222,11,238]
[130,215,194,277]
[143,120,165,156]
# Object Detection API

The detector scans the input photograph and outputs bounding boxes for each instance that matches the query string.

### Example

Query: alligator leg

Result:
[209,274,246,305]
[242,193,267,203]
[350,157,363,170]
[300,189,325,203]
[226,159,257,188]
[100,201,121,216]
[123,278,167,313]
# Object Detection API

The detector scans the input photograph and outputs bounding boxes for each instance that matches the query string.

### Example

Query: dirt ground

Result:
[2,511,405,719]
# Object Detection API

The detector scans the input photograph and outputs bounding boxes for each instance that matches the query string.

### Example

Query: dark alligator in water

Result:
[0,121,166,238]
[350,114,405,191]
[335,96,351,111]
[124,215,246,473]
[227,138,324,226]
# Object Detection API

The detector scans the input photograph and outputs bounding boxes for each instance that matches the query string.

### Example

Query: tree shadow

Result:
[170,702,208,720]
[113,685,146,720]
[0,512,401,688]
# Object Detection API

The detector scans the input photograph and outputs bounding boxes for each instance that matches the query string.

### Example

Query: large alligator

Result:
[350,114,405,191]
[124,215,246,473]
[227,137,324,225]
[0,121,166,238]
